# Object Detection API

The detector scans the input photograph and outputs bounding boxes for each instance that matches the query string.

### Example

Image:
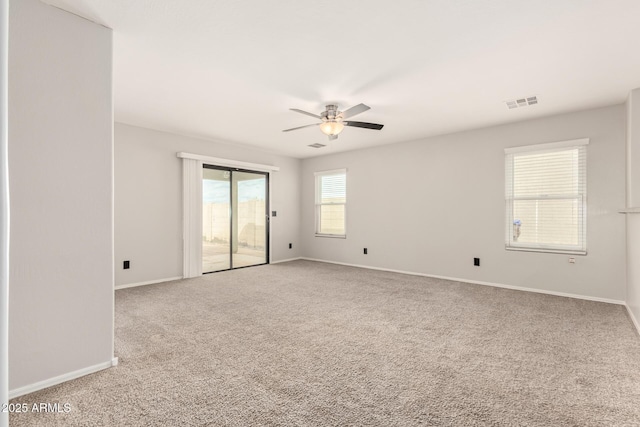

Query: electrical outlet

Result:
[364,248,368,255]
[272,211,277,217]
[123,260,130,269]
[474,258,480,266]
[568,257,576,264]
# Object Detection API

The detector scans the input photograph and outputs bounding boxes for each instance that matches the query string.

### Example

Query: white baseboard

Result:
[115,276,182,290]
[270,257,302,264]
[9,358,117,399]
[300,257,626,306]
[626,304,640,335]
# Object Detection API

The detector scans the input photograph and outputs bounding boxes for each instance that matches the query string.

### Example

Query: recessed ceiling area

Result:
[43,0,640,158]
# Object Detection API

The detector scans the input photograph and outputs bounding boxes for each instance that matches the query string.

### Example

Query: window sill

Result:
[619,207,640,214]
[506,246,587,256]
[315,234,346,239]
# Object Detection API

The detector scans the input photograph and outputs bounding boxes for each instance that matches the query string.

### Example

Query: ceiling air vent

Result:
[308,143,326,148]
[505,95,538,109]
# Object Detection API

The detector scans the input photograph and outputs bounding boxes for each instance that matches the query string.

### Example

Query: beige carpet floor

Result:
[9,260,640,426]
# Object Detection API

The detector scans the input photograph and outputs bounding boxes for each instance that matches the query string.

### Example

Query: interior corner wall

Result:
[626,89,640,328]
[9,0,113,391]
[114,123,301,286]
[301,105,627,302]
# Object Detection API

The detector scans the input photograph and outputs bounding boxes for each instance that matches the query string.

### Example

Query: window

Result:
[505,139,588,254]
[315,169,346,237]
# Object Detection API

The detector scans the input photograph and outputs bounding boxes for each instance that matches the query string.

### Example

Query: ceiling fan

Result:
[283,103,384,141]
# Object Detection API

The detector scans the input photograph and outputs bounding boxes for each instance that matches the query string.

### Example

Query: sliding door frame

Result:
[202,163,270,273]
[178,152,278,279]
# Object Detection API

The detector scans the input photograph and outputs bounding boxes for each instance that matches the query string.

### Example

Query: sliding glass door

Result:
[202,165,268,273]
[232,171,268,268]
[202,167,231,272]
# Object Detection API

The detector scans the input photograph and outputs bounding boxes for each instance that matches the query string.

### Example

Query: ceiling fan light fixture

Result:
[319,120,344,136]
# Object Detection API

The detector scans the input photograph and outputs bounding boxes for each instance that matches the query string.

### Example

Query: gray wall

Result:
[115,123,301,286]
[626,89,640,327]
[9,0,113,390]
[1,0,8,422]
[301,105,627,302]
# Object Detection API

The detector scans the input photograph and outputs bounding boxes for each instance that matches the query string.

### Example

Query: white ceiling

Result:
[44,0,640,158]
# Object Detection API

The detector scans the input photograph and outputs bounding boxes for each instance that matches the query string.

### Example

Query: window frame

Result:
[504,138,588,255]
[314,169,347,238]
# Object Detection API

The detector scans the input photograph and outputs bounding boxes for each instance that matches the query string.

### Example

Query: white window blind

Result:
[315,169,346,237]
[505,139,588,254]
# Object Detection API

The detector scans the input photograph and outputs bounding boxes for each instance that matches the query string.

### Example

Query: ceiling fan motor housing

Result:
[322,105,341,121]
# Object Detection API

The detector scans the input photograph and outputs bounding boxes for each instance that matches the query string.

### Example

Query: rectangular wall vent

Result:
[308,143,326,148]
[505,95,538,109]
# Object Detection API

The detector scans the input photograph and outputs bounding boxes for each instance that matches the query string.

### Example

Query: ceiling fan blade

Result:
[282,123,320,132]
[344,121,384,130]
[290,108,322,119]
[341,103,370,119]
